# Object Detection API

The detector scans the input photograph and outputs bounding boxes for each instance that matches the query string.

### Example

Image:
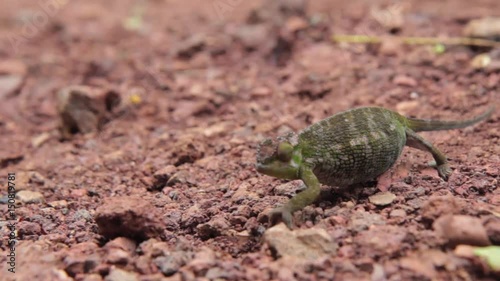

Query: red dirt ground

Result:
[0,1,499,280]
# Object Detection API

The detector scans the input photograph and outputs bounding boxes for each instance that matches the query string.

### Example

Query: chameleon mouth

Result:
[255,163,266,173]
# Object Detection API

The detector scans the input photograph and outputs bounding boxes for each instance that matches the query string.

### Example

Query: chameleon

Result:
[256,106,494,228]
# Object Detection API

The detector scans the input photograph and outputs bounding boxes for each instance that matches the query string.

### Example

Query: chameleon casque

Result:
[256,106,494,228]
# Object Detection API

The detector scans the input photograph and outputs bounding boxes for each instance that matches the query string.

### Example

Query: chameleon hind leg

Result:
[405,129,452,180]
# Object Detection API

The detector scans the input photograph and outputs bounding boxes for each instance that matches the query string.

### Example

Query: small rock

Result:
[396,100,420,115]
[355,225,408,257]
[152,165,177,190]
[205,266,234,280]
[273,181,305,197]
[16,190,44,204]
[0,59,27,75]
[48,200,68,208]
[172,100,212,121]
[467,146,484,161]
[470,53,492,69]
[184,247,217,274]
[233,24,270,50]
[102,150,125,167]
[57,85,120,138]
[15,171,46,191]
[64,251,101,277]
[399,255,437,279]
[196,215,230,240]
[171,136,206,166]
[105,237,137,253]
[453,244,475,258]
[370,4,405,32]
[248,0,308,24]
[104,267,139,281]
[82,273,103,281]
[371,264,386,281]
[201,122,232,137]
[348,210,385,233]
[393,75,417,87]
[390,209,407,218]
[70,189,88,198]
[433,215,491,247]
[406,197,425,210]
[231,182,259,203]
[284,16,309,33]
[0,75,23,98]
[463,17,500,39]
[251,86,272,97]
[17,221,42,238]
[94,196,164,240]
[175,34,206,59]
[0,60,26,98]
[166,170,193,187]
[263,224,337,260]
[73,209,92,221]
[369,191,397,206]
[105,248,130,265]
[31,132,52,148]
[484,218,500,245]
[421,195,465,223]
[154,251,193,276]
[379,38,402,56]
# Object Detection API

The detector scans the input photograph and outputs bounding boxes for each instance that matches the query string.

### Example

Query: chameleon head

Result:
[256,137,301,180]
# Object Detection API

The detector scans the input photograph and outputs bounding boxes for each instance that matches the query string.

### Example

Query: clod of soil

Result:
[94,196,165,241]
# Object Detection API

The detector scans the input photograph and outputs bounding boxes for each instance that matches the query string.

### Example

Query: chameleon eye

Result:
[277,142,293,162]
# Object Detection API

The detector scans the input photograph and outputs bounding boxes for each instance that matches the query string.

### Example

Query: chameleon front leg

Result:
[405,129,452,180]
[269,168,321,228]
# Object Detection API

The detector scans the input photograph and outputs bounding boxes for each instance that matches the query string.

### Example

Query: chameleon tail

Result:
[406,106,494,132]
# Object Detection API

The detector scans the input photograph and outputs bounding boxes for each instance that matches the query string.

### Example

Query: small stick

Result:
[332,34,500,48]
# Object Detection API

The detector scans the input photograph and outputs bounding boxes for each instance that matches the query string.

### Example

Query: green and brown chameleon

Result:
[256,106,494,228]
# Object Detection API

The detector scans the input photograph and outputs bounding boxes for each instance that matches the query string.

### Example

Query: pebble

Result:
[0,75,23,98]
[369,191,397,206]
[433,215,491,247]
[175,33,206,59]
[18,221,42,237]
[82,274,103,281]
[393,75,417,87]
[390,209,407,218]
[152,165,177,190]
[463,17,500,39]
[57,85,120,137]
[196,215,230,240]
[273,181,305,197]
[154,251,193,276]
[263,224,337,260]
[233,24,270,50]
[396,100,420,115]
[48,200,68,208]
[16,190,44,204]
[104,267,139,281]
[348,211,385,233]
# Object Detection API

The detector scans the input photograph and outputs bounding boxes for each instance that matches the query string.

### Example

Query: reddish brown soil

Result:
[0,1,499,281]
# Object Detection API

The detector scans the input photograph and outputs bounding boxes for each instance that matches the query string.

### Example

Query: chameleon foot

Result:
[437,164,452,181]
[269,206,293,229]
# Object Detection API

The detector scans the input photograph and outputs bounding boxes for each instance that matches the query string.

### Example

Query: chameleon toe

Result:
[437,164,452,181]
[269,207,293,229]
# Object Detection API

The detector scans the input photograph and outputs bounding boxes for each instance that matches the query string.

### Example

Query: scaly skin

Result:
[256,106,494,228]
